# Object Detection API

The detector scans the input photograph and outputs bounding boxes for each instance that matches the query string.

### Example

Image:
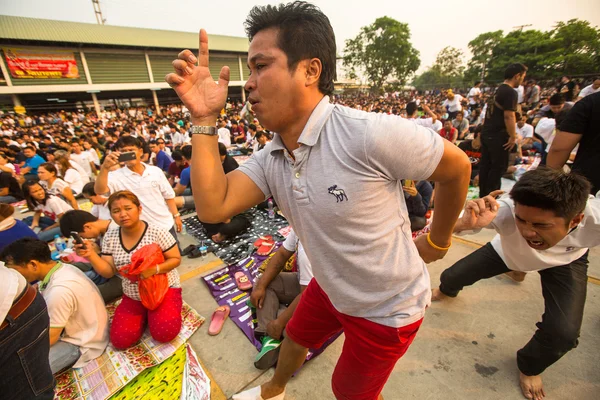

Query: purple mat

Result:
[202,250,342,362]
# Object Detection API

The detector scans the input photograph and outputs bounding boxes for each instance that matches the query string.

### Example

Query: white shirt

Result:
[42,263,109,368]
[467,87,481,105]
[431,120,443,132]
[40,178,69,197]
[479,195,600,272]
[442,95,463,112]
[407,117,436,131]
[70,153,93,179]
[36,196,73,221]
[86,149,100,166]
[91,201,111,221]
[516,85,525,103]
[68,160,90,184]
[106,164,176,231]
[217,127,231,147]
[282,229,314,286]
[578,84,600,99]
[63,168,85,194]
[0,265,27,325]
[516,123,534,140]
[172,131,186,147]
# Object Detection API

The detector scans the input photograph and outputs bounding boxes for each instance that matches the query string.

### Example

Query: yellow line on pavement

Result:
[180,259,224,283]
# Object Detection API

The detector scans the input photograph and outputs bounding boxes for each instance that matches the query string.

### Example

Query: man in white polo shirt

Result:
[433,168,600,400]
[1,238,109,373]
[94,136,182,241]
[166,3,470,400]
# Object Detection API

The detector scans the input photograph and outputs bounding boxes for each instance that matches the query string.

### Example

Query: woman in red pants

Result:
[78,190,182,349]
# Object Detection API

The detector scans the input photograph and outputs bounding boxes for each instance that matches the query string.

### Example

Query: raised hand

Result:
[165,29,230,124]
[461,190,503,230]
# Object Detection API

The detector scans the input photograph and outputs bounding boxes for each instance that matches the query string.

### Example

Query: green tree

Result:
[546,19,600,76]
[343,17,420,89]
[433,46,465,77]
[467,30,504,79]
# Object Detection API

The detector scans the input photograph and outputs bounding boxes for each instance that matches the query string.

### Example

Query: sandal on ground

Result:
[254,336,281,370]
[256,241,276,256]
[232,386,286,400]
[253,235,273,248]
[181,244,197,256]
[208,305,230,336]
[235,271,253,291]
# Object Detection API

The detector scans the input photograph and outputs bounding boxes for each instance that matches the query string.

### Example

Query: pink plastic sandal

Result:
[208,305,230,336]
[235,271,253,291]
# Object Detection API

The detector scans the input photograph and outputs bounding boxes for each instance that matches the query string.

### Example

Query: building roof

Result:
[0,15,249,53]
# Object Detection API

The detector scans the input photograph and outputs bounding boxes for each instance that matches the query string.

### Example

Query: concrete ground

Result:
[13,205,600,399]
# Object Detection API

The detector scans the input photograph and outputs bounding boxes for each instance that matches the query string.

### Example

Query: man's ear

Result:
[569,213,584,229]
[305,58,322,88]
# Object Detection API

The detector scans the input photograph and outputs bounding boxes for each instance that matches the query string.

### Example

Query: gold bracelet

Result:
[426,233,451,251]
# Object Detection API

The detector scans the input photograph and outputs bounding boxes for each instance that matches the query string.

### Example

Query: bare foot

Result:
[260,381,286,399]
[266,319,285,340]
[211,233,226,243]
[519,372,545,400]
[431,288,449,301]
[505,271,527,283]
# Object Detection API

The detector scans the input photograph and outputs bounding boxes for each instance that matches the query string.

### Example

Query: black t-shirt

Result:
[559,92,600,194]
[222,155,239,174]
[482,84,517,136]
[458,140,482,172]
[0,172,24,200]
[558,81,576,102]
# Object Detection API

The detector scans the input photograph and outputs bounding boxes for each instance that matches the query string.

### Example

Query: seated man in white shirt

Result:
[1,238,109,374]
[432,168,600,400]
[575,77,599,101]
[405,101,438,130]
[250,229,313,370]
[82,182,111,220]
[514,112,539,151]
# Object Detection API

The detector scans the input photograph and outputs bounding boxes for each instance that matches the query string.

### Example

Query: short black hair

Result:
[171,150,183,161]
[148,139,158,146]
[181,145,192,160]
[59,210,98,237]
[406,102,418,116]
[244,1,336,95]
[504,63,528,80]
[474,81,481,86]
[0,237,52,265]
[510,168,591,221]
[218,142,228,156]
[115,136,142,150]
[82,182,97,197]
[549,93,565,106]
[248,124,257,132]
[255,131,267,140]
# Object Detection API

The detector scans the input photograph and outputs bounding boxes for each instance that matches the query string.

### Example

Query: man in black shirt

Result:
[0,171,24,203]
[479,63,527,197]
[218,142,239,174]
[548,92,600,194]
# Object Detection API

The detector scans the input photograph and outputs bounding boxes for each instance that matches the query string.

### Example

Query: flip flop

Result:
[235,271,253,291]
[257,241,276,256]
[208,305,230,336]
[253,235,273,248]
[181,244,196,256]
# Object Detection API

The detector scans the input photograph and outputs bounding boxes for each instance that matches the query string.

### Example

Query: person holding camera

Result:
[94,136,182,243]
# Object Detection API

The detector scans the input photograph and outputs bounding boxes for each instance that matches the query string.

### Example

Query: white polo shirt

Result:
[239,96,444,328]
[442,95,463,112]
[282,229,314,286]
[106,164,175,231]
[469,194,600,272]
[42,263,109,368]
[218,127,232,147]
[516,123,534,140]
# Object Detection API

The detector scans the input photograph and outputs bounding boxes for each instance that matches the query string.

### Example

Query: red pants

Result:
[110,287,183,350]
[286,279,423,400]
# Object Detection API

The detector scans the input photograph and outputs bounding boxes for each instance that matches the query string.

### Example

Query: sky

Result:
[1,0,599,76]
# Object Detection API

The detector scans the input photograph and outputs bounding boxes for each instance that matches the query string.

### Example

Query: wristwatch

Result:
[190,126,217,136]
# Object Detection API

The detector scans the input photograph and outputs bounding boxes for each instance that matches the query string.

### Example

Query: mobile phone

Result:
[404,179,414,187]
[70,231,85,246]
[118,151,136,162]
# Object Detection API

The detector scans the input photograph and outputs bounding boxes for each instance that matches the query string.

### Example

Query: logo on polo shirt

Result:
[328,185,348,202]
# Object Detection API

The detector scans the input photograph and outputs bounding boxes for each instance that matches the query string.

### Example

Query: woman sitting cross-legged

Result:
[22,180,73,242]
[77,190,183,349]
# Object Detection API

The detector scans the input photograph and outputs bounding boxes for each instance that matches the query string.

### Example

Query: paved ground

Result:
[13,205,600,399]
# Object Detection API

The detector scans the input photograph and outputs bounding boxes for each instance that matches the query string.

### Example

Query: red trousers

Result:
[110,287,183,350]
[286,279,423,400]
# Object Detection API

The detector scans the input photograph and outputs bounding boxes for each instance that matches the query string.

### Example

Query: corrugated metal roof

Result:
[0,15,249,53]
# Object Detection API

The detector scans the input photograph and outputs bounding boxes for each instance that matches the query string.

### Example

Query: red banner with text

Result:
[3,48,80,79]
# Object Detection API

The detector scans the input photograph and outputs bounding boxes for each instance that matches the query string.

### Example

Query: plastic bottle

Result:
[180,223,187,236]
[267,199,275,219]
[199,242,208,258]
[54,235,67,252]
